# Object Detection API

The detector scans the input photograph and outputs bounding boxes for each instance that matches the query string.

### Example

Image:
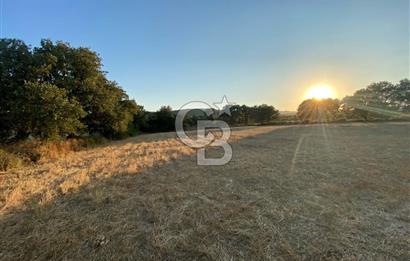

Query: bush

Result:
[2,137,106,164]
[84,134,108,148]
[0,149,23,171]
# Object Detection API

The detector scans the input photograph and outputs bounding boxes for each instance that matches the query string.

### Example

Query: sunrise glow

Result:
[305,84,336,100]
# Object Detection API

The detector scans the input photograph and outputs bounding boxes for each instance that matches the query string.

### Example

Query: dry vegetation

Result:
[0,123,409,260]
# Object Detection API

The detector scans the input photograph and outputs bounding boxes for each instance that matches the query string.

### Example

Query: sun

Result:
[306,84,335,100]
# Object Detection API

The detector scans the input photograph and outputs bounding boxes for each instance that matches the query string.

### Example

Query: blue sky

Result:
[2,0,409,111]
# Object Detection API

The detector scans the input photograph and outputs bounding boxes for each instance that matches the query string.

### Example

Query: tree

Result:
[342,79,410,120]
[219,105,244,125]
[218,104,279,125]
[297,98,340,123]
[17,82,86,139]
[250,104,279,124]
[32,40,139,137]
[130,105,148,134]
[240,105,251,125]
[0,39,33,138]
[145,106,175,132]
[390,79,410,112]
[0,38,140,139]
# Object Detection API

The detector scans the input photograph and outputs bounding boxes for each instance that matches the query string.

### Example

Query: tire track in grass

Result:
[288,133,305,176]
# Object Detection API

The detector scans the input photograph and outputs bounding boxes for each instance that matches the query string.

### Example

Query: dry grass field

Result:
[0,122,409,260]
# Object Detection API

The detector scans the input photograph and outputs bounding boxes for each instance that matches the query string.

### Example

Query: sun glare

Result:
[306,84,335,100]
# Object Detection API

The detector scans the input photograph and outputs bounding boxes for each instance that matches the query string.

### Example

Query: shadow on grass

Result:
[1,123,409,260]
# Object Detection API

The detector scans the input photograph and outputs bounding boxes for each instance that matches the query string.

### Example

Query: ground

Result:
[0,123,409,260]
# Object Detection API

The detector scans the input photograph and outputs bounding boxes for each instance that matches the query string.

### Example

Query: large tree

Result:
[17,82,86,139]
[219,104,279,125]
[32,39,139,137]
[0,38,140,139]
[145,106,175,132]
[342,79,409,120]
[297,98,340,123]
[0,39,33,138]
[249,104,279,124]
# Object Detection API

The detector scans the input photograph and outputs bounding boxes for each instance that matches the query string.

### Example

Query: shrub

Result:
[0,149,23,171]
[84,134,108,148]
[2,138,101,164]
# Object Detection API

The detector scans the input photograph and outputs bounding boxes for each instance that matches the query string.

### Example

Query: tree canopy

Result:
[220,104,279,125]
[0,38,139,140]
[297,98,341,123]
[342,80,410,119]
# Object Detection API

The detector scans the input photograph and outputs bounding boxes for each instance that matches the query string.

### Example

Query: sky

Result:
[2,0,409,111]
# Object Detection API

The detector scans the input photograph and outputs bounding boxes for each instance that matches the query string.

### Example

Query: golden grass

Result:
[0,126,281,212]
[0,138,91,165]
[0,149,23,171]
[0,123,409,260]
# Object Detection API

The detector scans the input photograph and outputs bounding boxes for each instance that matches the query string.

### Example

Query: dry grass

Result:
[0,123,409,260]
[0,138,94,165]
[0,149,23,171]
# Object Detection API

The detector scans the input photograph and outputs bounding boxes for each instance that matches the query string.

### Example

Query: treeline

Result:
[180,104,279,129]
[0,39,281,141]
[220,104,279,125]
[1,38,408,142]
[297,79,410,123]
[132,104,280,133]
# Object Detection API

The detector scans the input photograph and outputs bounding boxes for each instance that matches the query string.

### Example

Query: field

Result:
[0,122,409,260]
